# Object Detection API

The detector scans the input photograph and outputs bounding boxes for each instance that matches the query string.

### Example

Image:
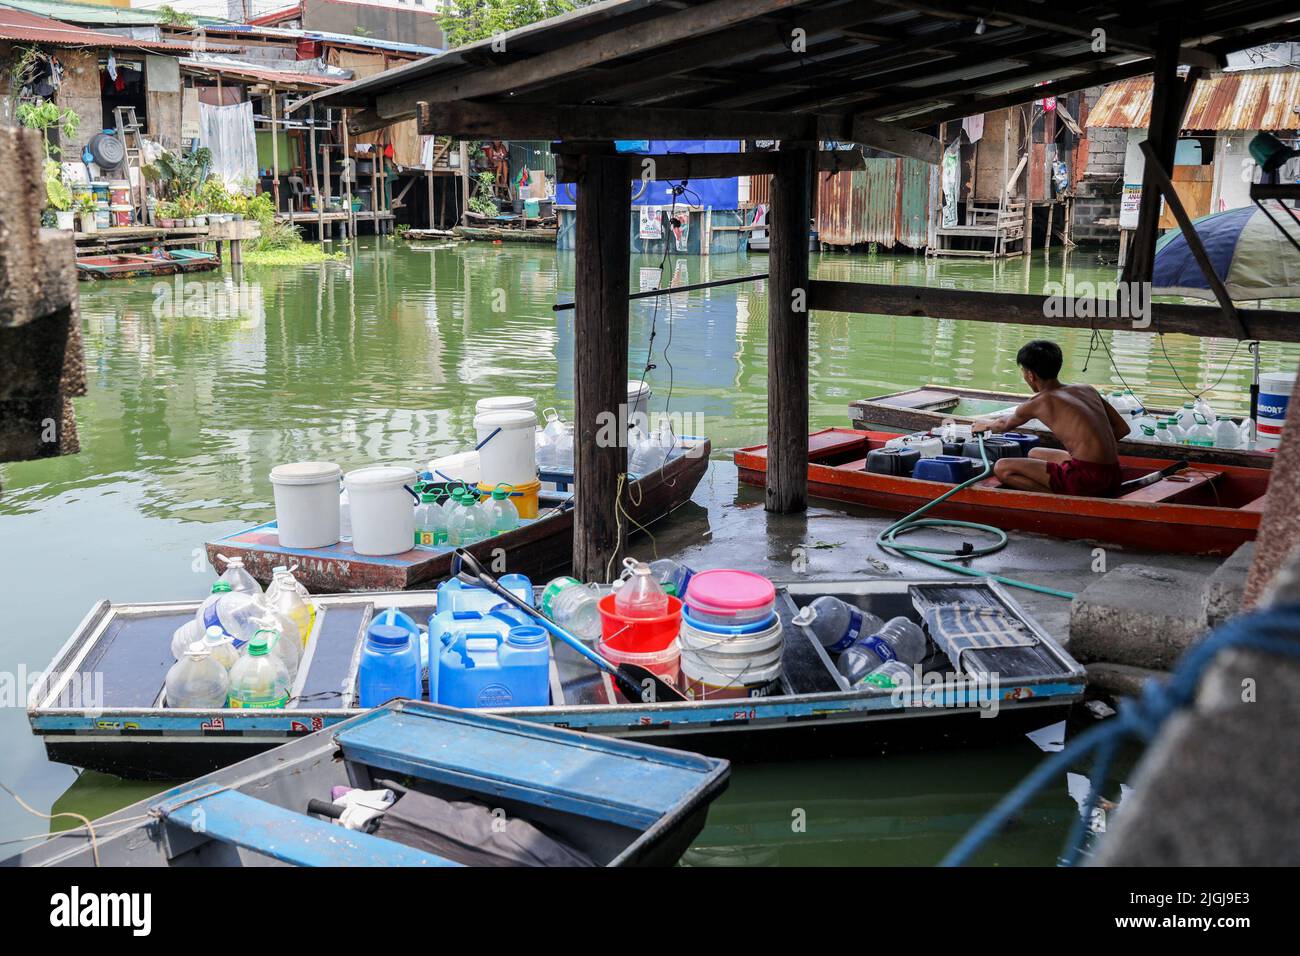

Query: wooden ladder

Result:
[114,106,150,227]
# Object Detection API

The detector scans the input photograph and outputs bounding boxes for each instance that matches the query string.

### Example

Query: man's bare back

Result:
[1011,384,1125,464]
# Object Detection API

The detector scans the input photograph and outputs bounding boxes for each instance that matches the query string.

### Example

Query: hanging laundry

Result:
[106,53,117,82]
[961,114,984,143]
[383,142,395,161]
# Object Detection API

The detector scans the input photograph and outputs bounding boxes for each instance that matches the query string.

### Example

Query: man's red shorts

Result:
[1046,458,1123,497]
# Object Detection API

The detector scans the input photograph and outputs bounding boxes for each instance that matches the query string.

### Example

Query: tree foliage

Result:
[441,0,580,48]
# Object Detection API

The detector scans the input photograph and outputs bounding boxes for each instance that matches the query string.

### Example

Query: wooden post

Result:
[1122,22,1192,285]
[459,141,469,225]
[270,86,281,217]
[572,149,630,581]
[309,102,324,249]
[766,145,813,514]
[342,109,354,240]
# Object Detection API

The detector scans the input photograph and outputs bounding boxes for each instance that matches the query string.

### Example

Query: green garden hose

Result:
[874,435,1076,600]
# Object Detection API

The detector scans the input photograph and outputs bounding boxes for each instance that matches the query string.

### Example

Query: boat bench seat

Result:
[809,429,870,461]
[1241,494,1269,513]
[1119,469,1221,503]
[152,784,460,867]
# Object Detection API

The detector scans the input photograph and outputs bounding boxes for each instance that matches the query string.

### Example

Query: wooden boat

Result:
[736,428,1268,556]
[76,248,219,281]
[207,438,711,591]
[8,699,729,867]
[849,385,1273,470]
[28,577,1085,780]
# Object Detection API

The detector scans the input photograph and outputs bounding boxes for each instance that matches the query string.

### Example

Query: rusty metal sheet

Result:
[897,157,930,249]
[1087,69,1300,131]
[815,159,899,248]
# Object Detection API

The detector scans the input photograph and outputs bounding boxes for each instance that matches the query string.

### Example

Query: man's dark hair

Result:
[1016,340,1063,380]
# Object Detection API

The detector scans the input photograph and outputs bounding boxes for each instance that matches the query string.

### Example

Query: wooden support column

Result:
[766,146,813,514]
[1122,22,1193,285]
[270,86,281,215]
[572,149,630,581]
[309,102,324,249]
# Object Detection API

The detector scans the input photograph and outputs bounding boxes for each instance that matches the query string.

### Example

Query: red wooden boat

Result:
[76,249,219,280]
[735,428,1269,556]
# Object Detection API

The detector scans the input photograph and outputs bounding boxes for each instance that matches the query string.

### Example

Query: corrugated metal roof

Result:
[1087,69,1300,131]
[178,57,352,89]
[205,23,442,57]
[0,0,228,28]
[0,6,209,50]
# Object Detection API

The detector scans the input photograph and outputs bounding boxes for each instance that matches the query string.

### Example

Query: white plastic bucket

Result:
[1258,371,1296,449]
[475,395,537,416]
[344,465,417,556]
[627,380,652,433]
[474,410,537,486]
[682,652,782,700]
[269,461,342,548]
[428,450,480,485]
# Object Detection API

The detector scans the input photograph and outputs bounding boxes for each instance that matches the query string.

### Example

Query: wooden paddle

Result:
[449,550,689,704]
[1119,459,1189,492]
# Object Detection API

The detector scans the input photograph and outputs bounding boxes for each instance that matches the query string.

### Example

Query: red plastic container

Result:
[598,593,682,653]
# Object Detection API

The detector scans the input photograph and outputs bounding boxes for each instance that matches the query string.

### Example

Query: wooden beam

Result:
[416,99,823,141]
[849,114,940,164]
[1122,24,1193,286]
[374,0,809,121]
[571,149,630,581]
[806,281,1300,343]
[766,147,814,514]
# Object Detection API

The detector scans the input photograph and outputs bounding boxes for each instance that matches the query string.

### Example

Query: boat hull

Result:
[850,385,1273,470]
[76,251,220,281]
[736,428,1265,556]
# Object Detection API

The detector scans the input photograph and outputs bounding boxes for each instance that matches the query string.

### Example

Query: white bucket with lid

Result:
[269,461,342,548]
[1258,370,1296,449]
[475,395,537,416]
[682,652,783,700]
[627,380,653,433]
[474,409,537,486]
[344,465,417,556]
[680,616,784,669]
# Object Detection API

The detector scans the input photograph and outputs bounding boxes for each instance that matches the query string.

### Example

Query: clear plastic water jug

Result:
[483,483,521,535]
[201,625,240,671]
[449,492,490,546]
[358,623,422,707]
[540,576,603,641]
[171,618,204,660]
[215,554,262,596]
[249,615,299,681]
[165,642,230,708]
[615,558,669,619]
[266,566,313,647]
[836,617,928,685]
[414,491,447,547]
[648,558,694,598]
[792,596,886,653]
[228,632,290,709]
[195,582,261,650]
[1185,413,1215,447]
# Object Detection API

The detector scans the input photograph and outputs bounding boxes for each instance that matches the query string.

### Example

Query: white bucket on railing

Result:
[270,461,342,548]
[475,395,537,416]
[474,409,537,486]
[679,615,784,700]
[344,465,416,556]
[628,380,653,434]
[1258,370,1297,449]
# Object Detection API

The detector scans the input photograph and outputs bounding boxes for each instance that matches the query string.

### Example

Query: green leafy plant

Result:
[468,171,498,217]
[18,101,80,159]
[198,178,239,214]
[43,161,72,212]
[156,200,181,220]
[75,192,97,216]
[395,223,411,237]
[442,0,578,48]
[157,5,197,28]
[141,146,212,204]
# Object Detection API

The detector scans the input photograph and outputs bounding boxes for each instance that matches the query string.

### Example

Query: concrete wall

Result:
[1071,86,1126,247]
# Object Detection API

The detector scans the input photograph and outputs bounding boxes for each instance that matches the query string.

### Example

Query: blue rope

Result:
[941,601,1300,867]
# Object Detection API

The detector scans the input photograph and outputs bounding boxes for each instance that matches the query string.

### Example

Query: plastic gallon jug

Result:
[1184,413,1215,447]
[200,625,239,671]
[166,642,230,708]
[792,596,885,653]
[436,626,550,709]
[414,491,448,547]
[266,567,314,647]
[269,461,342,549]
[195,582,261,650]
[475,409,538,487]
[449,492,490,546]
[541,577,603,642]
[648,558,694,597]
[358,624,422,707]
[215,554,263,596]
[171,619,204,660]
[615,559,669,619]
[836,617,928,686]
[345,465,417,556]
[483,483,520,535]
[912,455,975,484]
[865,447,919,477]
[435,574,534,614]
[885,432,942,458]
[228,633,290,709]
[1214,417,1243,449]
[250,616,300,681]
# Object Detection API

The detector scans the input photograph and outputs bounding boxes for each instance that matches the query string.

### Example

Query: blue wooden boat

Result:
[27,578,1086,780]
[76,249,219,281]
[7,699,729,867]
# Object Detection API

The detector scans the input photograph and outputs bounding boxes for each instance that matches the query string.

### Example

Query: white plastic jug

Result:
[475,409,537,486]
[344,465,417,556]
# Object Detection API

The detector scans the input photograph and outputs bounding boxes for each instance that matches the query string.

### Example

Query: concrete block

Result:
[1203,542,1255,629]
[1085,661,1166,699]
[1069,564,1208,669]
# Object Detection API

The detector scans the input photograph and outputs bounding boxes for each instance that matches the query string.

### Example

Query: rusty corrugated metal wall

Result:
[815,157,931,249]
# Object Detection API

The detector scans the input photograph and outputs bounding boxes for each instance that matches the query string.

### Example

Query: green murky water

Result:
[1,238,1292,864]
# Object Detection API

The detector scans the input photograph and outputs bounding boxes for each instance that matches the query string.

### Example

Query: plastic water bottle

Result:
[1214,416,1242,449]
[201,625,240,671]
[615,559,669,618]
[170,619,204,660]
[836,617,928,685]
[165,641,230,708]
[1174,402,1197,430]
[228,631,290,709]
[414,491,447,547]
[483,484,520,535]
[648,558,693,597]
[1154,421,1175,443]
[249,614,299,681]
[551,423,575,472]
[858,660,917,690]
[339,487,352,539]
[1123,389,1145,414]
[358,623,422,707]
[195,582,262,649]
[630,421,676,476]
[1184,413,1215,447]
[266,565,315,643]
[540,577,603,641]
[1165,417,1185,441]
[215,555,262,596]
[791,596,885,653]
[1238,418,1256,449]
[450,492,490,546]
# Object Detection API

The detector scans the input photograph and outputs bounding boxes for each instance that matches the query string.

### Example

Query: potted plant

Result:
[44,161,75,230]
[156,200,179,228]
[75,193,98,234]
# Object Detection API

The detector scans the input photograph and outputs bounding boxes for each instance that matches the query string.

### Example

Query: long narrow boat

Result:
[736,428,1268,556]
[849,385,1273,470]
[28,578,1085,780]
[8,699,729,867]
[75,248,219,281]
[207,438,711,591]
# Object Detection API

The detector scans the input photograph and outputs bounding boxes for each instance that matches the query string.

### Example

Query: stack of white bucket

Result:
[1257,371,1296,451]
[678,570,783,700]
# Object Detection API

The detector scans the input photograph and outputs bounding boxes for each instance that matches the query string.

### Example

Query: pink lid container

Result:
[684,569,776,626]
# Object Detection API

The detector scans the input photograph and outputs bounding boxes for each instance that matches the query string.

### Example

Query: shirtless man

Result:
[971,340,1130,497]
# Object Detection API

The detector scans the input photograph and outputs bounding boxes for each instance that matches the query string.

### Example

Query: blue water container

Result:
[912,455,975,484]
[435,624,551,709]
[1001,432,1041,454]
[358,623,421,707]
[436,574,534,614]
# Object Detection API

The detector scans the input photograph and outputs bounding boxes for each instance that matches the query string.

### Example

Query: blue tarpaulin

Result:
[558,140,741,209]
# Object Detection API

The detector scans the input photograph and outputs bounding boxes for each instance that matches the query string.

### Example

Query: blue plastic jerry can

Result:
[436,574,534,614]
[435,625,550,709]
